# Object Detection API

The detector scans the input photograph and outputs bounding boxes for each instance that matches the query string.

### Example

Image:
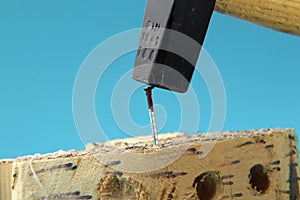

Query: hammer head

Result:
[132,0,216,93]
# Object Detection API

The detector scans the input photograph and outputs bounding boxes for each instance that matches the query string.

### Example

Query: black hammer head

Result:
[132,0,216,93]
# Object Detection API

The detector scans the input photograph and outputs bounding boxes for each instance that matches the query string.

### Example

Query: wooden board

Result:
[1,129,299,199]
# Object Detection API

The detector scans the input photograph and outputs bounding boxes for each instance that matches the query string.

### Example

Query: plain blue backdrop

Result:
[1,0,299,159]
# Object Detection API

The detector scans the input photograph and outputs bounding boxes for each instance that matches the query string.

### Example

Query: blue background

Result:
[1,0,299,159]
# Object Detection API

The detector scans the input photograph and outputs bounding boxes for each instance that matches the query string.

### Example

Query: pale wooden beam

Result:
[215,0,300,36]
[0,160,13,200]
[1,129,299,199]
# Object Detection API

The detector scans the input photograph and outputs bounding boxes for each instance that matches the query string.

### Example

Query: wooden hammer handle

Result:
[215,0,300,36]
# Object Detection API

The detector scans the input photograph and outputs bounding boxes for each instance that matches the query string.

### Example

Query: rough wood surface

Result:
[1,129,299,200]
[215,0,300,36]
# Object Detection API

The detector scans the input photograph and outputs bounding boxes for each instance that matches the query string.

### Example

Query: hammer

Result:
[132,0,216,145]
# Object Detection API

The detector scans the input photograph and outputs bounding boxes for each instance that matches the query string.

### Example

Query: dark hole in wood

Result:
[193,171,220,200]
[249,164,270,194]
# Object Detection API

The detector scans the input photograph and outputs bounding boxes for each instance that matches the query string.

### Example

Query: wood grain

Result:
[215,0,300,36]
